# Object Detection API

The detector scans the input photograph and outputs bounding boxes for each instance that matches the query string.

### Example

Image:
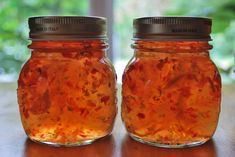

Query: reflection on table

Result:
[24,135,115,157]
[121,135,217,157]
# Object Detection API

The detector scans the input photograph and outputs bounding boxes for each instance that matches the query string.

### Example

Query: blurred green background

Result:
[0,0,235,83]
[0,0,88,81]
[114,0,235,84]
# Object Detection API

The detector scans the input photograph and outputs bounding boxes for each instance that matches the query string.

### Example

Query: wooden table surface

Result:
[0,83,235,157]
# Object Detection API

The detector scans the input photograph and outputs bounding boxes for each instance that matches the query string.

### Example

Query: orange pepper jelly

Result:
[17,16,117,146]
[121,17,221,148]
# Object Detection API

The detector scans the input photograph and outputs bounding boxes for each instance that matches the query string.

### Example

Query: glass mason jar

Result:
[17,16,117,146]
[121,17,221,148]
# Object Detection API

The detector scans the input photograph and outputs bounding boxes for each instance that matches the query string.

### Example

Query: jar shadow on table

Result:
[121,135,217,157]
[23,135,115,157]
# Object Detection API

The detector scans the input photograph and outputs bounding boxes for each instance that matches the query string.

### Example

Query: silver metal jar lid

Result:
[133,16,212,41]
[28,16,107,40]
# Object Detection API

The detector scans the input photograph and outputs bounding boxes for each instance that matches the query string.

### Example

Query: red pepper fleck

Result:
[166,74,184,88]
[156,58,168,70]
[137,113,145,119]
[170,106,176,111]
[101,96,110,104]
[95,106,102,111]
[186,107,195,113]
[67,106,73,112]
[49,75,56,85]
[79,133,87,137]
[167,93,172,98]
[23,107,29,119]
[138,64,144,71]
[80,108,85,115]
[129,82,136,92]
[179,87,191,97]
[79,108,89,116]
[82,87,89,96]
[163,136,170,141]
[126,105,132,113]
[87,100,96,107]
[80,51,89,56]
[35,67,48,80]
[206,77,215,92]
[91,68,99,74]
[84,60,92,66]
[92,80,102,89]
[192,133,198,137]
[66,81,73,87]
[62,52,74,58]
[201,111,210,118]
[190,114,197,118]
[56,117,61,121]
[171,59,177,62]
[30,90,50,114]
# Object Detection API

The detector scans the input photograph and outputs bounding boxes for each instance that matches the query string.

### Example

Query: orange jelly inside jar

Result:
[17,16,117,146]
[121,17,221,148]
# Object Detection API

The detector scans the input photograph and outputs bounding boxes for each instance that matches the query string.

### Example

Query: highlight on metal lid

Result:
[133,16,212,40]
[28,16,107,40]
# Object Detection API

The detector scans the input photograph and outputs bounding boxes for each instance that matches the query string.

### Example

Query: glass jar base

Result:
[129,134,208,148]
[28,136,108,147]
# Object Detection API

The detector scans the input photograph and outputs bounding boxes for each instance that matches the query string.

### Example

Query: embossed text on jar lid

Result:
[133,16,212,41]
[28,16,107,40]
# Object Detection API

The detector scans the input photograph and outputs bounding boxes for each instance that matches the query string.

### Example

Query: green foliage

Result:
[164,0,235,83]
[0,0,88,77]
[165,0,235,33]
[1,0,235,83]
[210,21,235,84]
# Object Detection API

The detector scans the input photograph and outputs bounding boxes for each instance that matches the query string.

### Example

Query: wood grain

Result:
[0,83,234,157]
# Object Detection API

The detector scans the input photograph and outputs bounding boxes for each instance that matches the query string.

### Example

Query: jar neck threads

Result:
[28,40,108,51]
[132,41,212,53]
